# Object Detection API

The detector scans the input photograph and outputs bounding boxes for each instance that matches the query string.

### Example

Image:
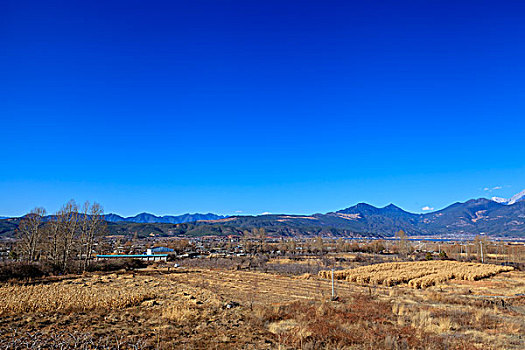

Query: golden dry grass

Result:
[1,266,523,349]
[268,257,320,265]
[0,279,154,316]
[319,261,514,288]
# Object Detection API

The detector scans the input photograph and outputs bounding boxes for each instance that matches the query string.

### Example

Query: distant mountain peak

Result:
[491,197,508,204]
[337,202,378,214]
[508,189,525,205]
[336,202,415,219]
[490,189,525,205]
[356,202,375,207]
[383,203,402,210]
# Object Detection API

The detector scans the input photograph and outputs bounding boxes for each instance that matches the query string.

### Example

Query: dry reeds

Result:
[0,281,154,316]
[319,261,513,288]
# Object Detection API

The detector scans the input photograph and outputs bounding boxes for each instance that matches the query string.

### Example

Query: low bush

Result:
[86,259,147,272]
[0,259,148,281]
[251,294,477,350]
[0,262,47,281]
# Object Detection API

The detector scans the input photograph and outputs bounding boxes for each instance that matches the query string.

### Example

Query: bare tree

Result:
[17,207,46,261]
[45,213,62,268]
[242,230,254,254]
[336,238,346,253]
[257,228,267,252]
[16,200,107,273]
[79,201,106,271]
[395,229,410,258]
[58,200,79,272]
[79,201,91,266]
[314,236,324,255]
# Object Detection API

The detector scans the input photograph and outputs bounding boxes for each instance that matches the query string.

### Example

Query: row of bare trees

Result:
[16,200,106,272]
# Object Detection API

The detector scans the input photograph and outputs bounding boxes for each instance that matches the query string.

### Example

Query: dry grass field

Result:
[319,261,515,288]
[0,261,524,349]
[0,277,154,316]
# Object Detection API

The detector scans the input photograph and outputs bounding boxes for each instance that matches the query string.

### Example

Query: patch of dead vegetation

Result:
[320,261,514,288]
[0,279,154,316]
[0,265,523,349]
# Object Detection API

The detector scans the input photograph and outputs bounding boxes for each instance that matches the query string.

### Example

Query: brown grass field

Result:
[319,261,515,288]
[0,261,524,349]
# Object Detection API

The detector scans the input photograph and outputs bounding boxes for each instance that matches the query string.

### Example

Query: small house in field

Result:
[96,246,175,262]
[95,253,168,261]
[146,247,174,255]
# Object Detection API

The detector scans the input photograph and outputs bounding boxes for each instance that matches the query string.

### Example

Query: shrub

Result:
[86,259,147,272]
[252,294,471,350]
[439,251,448,260]
[0,262,46,281]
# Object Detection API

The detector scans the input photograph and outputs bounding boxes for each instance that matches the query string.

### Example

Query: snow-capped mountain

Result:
[508,189,525,205]
[491,197,508,204]
[491,189,525,205]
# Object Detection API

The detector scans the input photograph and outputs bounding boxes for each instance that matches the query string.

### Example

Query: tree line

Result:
[16,200,106,272]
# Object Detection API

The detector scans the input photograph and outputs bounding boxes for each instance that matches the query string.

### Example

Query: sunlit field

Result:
[319,261,514,288]
[0,260,524,349]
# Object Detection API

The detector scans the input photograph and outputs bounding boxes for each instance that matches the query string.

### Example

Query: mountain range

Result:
[198,196,524,237]
[103,212,226,224]
[1,191,525,238]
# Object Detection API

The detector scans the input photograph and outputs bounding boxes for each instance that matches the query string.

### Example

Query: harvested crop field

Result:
[319,261,514,288]
[0,277,154,316]
[0,265,524,349]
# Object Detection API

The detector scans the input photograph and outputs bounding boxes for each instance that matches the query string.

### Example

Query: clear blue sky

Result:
[1,0,525,217]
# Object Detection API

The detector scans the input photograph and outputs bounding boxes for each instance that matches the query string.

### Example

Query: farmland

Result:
[0,258,524,349]
[319,261,515,288]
